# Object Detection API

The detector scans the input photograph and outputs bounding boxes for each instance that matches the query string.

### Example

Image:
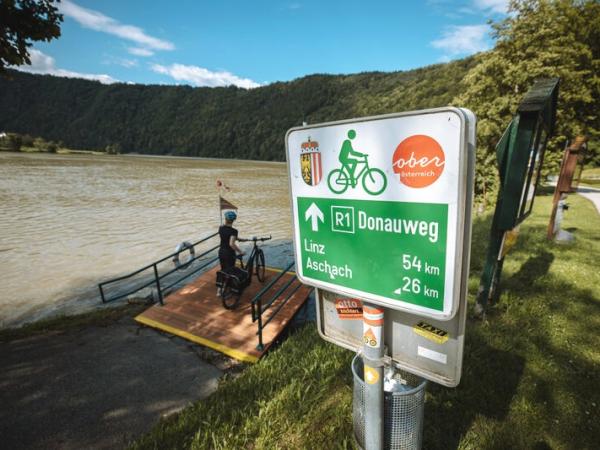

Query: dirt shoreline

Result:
[0,309,231,449]
[0,240,298,449]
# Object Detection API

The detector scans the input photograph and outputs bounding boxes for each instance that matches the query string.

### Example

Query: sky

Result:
[20,0,509,88]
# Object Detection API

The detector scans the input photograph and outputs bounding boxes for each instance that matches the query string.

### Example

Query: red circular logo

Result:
[392,135,445,188]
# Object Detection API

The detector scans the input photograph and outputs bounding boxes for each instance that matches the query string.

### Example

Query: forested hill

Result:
[0,58,476,160]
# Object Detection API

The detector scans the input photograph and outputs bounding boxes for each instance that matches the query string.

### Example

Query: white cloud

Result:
[116,58,138,68]
[151,63,261,89]
[458,7,476,15]
[17,49,118,84]
[26,49,54,71]
[128,47,154,57]
[60,0,174,52]
[472,0,508,14]
[431,24,491,57]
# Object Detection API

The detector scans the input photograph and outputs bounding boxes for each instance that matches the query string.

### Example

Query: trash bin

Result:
[352,354,427,450]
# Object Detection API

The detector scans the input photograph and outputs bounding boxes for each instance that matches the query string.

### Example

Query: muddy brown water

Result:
[0,152,292,327]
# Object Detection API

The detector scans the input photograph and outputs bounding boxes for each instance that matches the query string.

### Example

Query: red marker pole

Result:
[362,303,385,450]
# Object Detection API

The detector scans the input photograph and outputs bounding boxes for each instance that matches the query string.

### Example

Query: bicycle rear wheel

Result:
[255,249,266,282]
[221,278,241,310]
[327,169,349,194]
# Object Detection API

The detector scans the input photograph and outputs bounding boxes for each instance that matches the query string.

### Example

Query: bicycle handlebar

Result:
[238,235,272,243]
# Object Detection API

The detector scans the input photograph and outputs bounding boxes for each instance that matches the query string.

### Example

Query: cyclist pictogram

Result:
[327,129,387,195]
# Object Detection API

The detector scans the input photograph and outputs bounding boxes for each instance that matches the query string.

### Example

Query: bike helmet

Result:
[224,211,237,221]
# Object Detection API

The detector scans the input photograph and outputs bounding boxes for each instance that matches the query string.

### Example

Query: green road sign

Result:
[299,197,447,311]
[287,108,476,320]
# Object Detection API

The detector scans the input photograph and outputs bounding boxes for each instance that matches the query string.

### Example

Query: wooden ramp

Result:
[135,266,312,363]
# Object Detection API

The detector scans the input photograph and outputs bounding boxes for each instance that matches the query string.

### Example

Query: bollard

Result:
[362,303,385,450]
[554,195,575,243]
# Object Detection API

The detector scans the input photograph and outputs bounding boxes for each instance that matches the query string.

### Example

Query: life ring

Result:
[173,241,195,270]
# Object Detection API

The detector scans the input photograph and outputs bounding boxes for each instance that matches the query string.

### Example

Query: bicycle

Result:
[219,235,272,309]
[327,155,387,195]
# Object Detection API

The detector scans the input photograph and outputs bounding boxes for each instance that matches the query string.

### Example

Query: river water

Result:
[0,152,292,328]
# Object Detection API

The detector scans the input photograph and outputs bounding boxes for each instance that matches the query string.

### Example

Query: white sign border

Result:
[285,107,475,321]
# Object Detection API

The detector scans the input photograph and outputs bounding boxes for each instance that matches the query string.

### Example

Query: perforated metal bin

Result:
[352,355,427,450]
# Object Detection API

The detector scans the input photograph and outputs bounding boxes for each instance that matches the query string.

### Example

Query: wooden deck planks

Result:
[135,266,312,362]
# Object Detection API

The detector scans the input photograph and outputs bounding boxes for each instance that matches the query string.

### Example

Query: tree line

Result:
[0,57,475,161]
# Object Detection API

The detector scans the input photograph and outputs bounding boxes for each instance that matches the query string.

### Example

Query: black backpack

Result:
[216,266,249,293]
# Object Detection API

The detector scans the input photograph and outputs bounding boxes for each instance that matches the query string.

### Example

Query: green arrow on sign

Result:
[305,202,324,231]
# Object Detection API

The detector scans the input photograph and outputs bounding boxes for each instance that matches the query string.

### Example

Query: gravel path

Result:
[0,315,223,449]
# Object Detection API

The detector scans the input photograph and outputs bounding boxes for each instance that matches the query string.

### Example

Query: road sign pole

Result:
[362,303,384,450]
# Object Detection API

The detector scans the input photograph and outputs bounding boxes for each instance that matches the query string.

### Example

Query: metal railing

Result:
[250,261,312,350]
[98,232,219,304]
[100,237,313,353]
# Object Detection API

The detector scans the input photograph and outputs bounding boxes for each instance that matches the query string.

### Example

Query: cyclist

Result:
[218,211,244,272]
[339,129,366,187]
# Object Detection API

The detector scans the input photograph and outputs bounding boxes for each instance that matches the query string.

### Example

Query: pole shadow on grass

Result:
[501,251,555,295]
[433,276,597,448]
[497,278,598,449]
[423,337,525,450]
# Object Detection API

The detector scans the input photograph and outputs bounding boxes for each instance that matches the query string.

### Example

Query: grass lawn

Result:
[580,167,600,187]
[131,190,599,450]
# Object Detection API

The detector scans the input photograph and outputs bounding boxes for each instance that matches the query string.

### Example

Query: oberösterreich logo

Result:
[392,135,445,188]
[300,138,322,186]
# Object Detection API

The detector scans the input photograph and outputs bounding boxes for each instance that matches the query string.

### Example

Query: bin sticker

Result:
[364,365,380,385]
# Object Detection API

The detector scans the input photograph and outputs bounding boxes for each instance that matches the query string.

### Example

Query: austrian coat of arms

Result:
[300,138,322,186]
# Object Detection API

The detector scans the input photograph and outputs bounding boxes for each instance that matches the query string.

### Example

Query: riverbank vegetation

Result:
[0,132,118,155]
[130,191,599,450]
[1,1,598,202]
[0,304,145,342]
